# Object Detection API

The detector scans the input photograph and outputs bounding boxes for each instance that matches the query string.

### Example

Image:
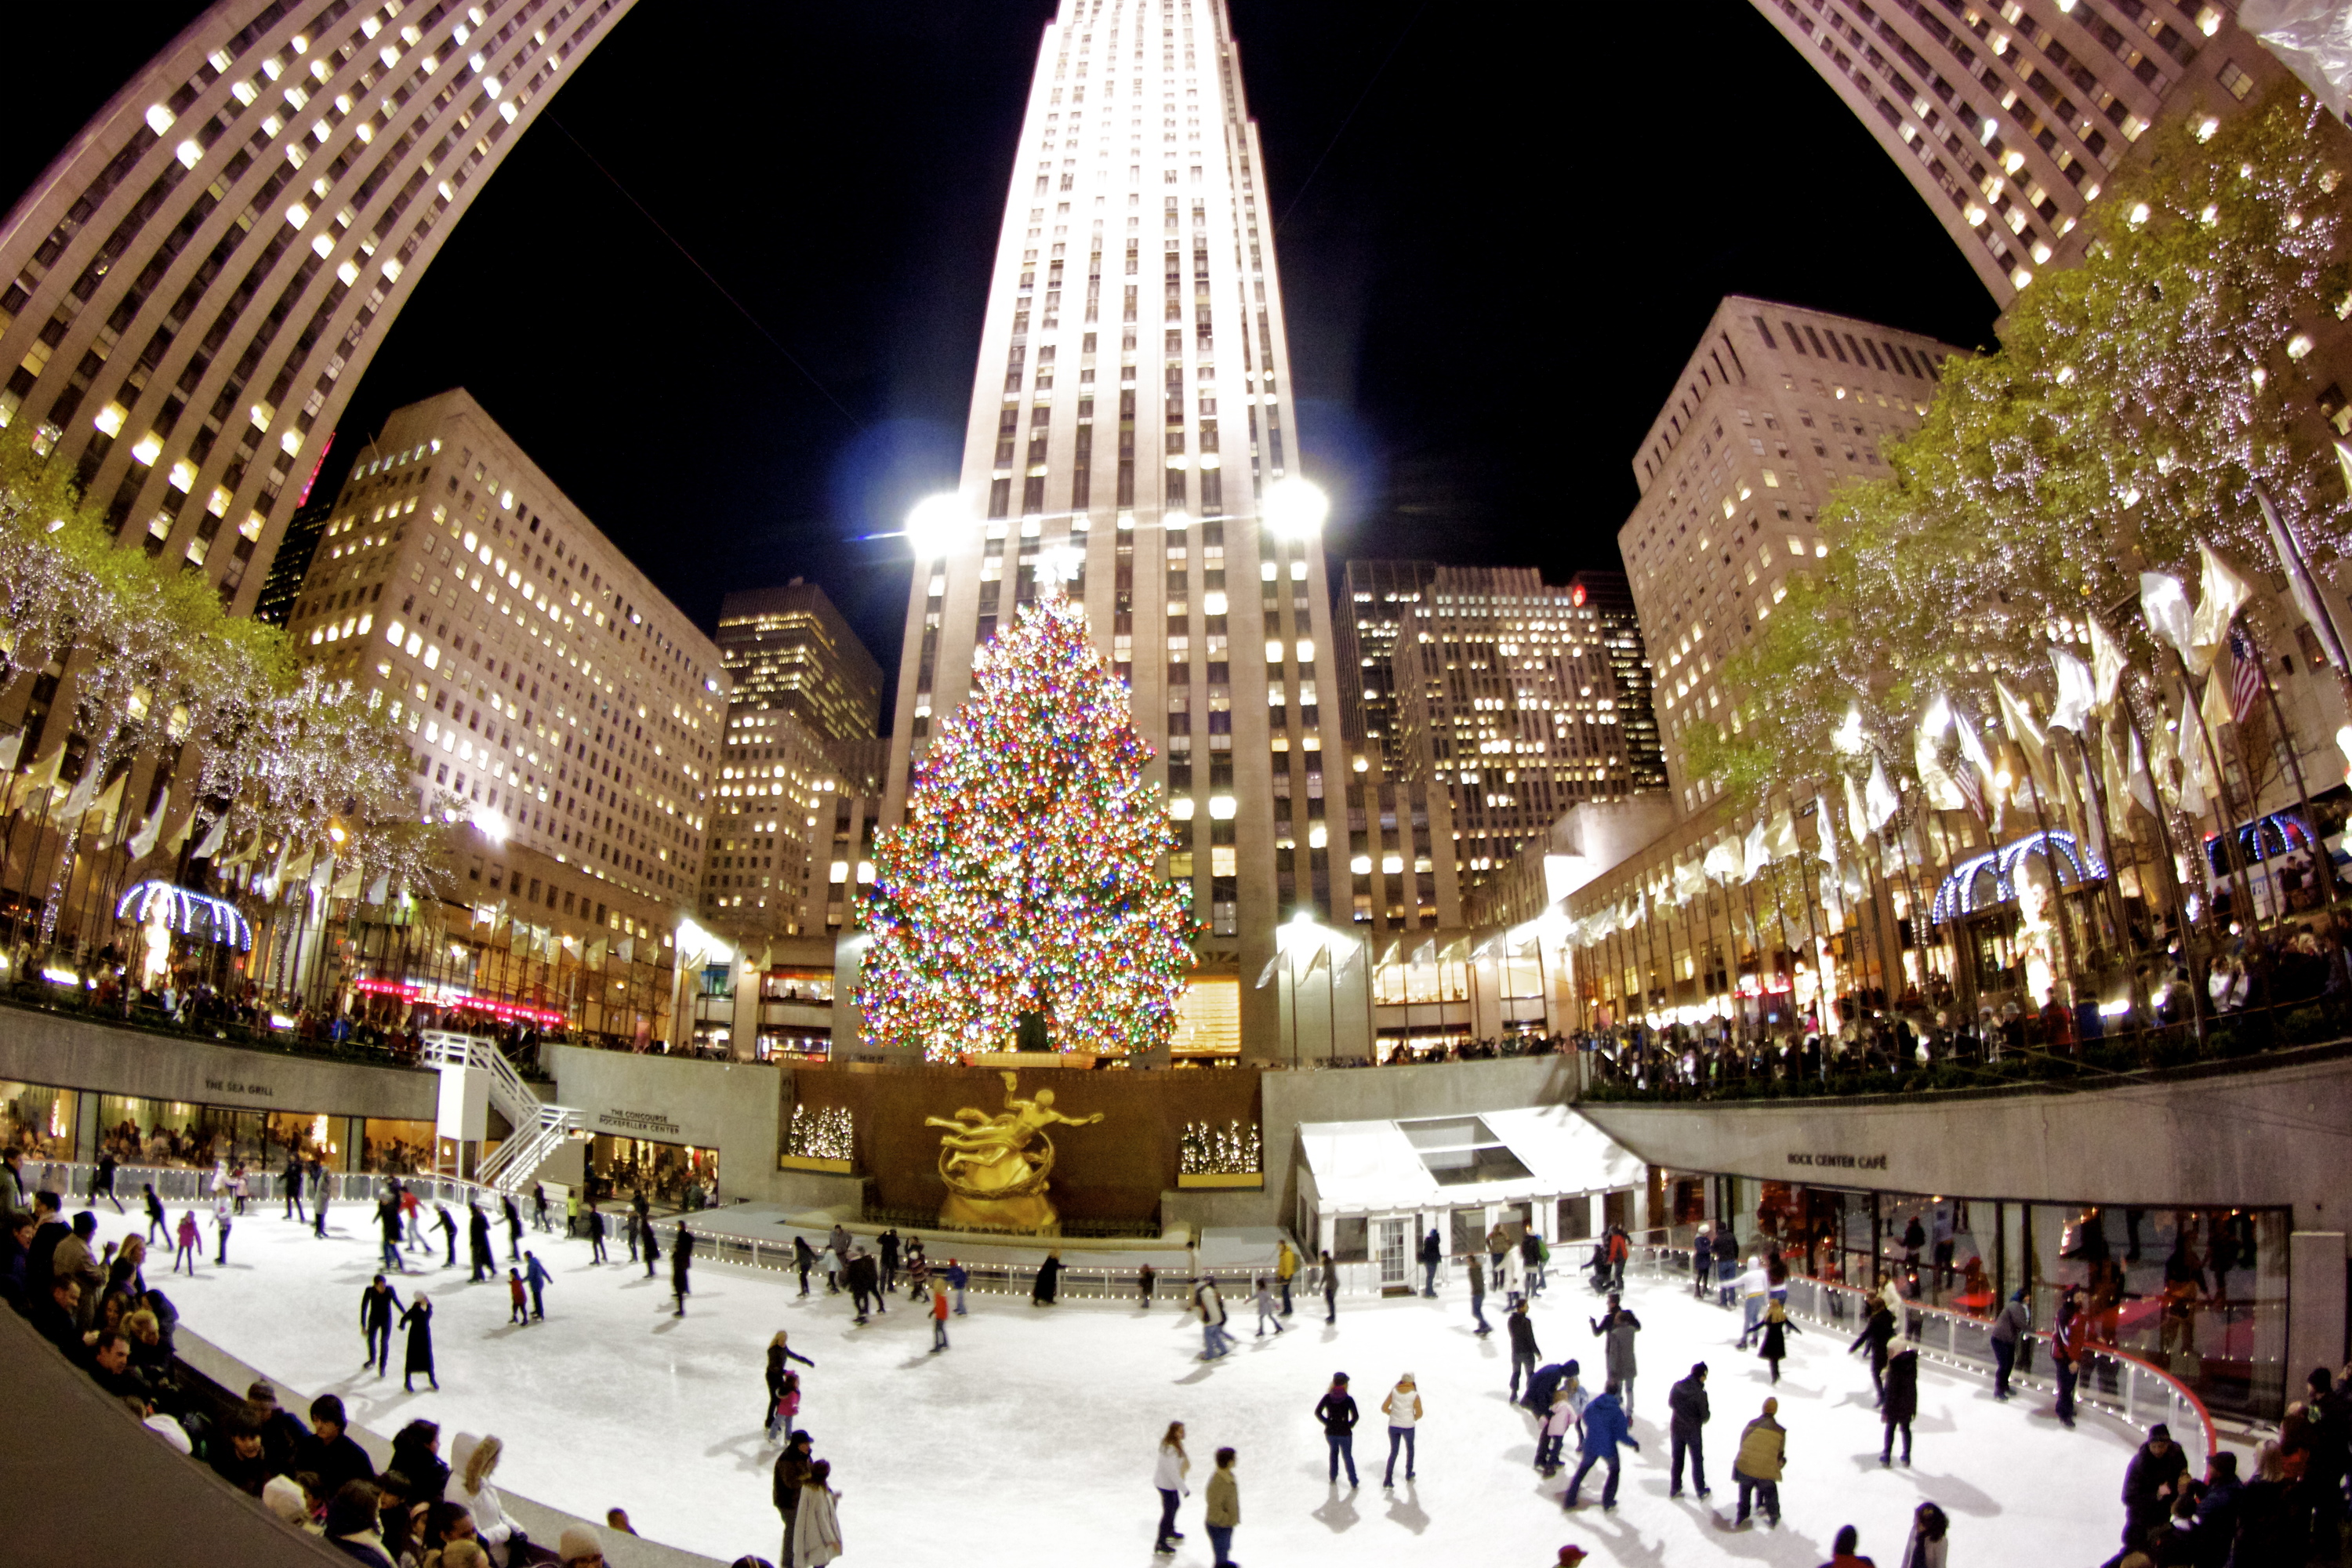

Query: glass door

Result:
[1374,1218,1410,1289]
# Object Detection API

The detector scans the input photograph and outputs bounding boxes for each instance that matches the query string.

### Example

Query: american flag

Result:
[2230,624,2266,725]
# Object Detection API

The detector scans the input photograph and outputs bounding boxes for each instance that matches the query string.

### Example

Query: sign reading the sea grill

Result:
[1787,1152,1890,1171]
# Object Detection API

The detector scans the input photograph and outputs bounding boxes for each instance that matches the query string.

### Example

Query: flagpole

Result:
[2122,700,2208,1044]
[2243,622,2347,931]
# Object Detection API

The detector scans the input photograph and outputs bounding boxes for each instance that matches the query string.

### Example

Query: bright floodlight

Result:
[1262,477,1329,539]
[904,494,965,559]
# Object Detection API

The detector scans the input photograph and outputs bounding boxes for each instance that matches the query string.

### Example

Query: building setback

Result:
[1618,296,1965,811]
[880,0,1337,1057]
[283,387,725,1044]
[713,579,883,746]
[1331,562,1663,942]
[0,0,638,611]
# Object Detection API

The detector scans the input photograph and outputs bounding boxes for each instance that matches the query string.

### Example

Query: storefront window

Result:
[362,1119,437,1175]
[762,968,833,1004]
[0,1080,76,1159]
[93,1098,339,1172]
[589,1134,717,1208]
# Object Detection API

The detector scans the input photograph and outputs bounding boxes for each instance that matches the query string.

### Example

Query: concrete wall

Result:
[0,1007,434,1123]
[546,1044,785,1201]
[1578,1050,2352,1226]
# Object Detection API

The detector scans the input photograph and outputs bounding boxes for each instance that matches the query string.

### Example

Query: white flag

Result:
[2188,540,2252,675]
[192,813,230,861]
[2049,648,2096,735]
[2140,572,2196,669]
[1864,755,1900,833]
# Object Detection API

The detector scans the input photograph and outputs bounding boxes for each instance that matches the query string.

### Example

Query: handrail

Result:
[419,1029,582,1192]
[1628,1243,2219,1473]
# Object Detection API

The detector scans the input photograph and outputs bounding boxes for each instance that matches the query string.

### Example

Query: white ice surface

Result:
[152,1208,2146,1566]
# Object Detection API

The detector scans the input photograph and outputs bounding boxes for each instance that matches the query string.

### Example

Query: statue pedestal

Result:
[941,1192,1060,1234]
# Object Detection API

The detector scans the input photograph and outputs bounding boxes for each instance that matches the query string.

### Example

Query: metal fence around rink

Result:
[1627,1242,2220,1475]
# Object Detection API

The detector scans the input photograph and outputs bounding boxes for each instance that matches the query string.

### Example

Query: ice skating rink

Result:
[162,1209,2146,1565]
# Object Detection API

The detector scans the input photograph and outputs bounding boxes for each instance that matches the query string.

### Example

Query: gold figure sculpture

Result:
[924,1070,1105,1233]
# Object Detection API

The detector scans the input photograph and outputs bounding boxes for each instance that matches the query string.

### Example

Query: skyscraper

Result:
[881,0,1335,1057]
[281,387,727,1044]
[1617,296,1964,810]
[1331,561,1662,942]
[713,579,884,745]
[0,0,638,609]
[1746,0,2285,303]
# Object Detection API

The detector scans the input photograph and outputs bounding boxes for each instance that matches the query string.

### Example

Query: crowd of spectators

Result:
[0,1172,617,1566]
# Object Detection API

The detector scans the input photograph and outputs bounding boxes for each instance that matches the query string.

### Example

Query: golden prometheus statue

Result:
[924,1069,1105,1233]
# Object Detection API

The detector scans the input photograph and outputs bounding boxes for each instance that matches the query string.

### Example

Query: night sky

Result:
[11,2,1998,711]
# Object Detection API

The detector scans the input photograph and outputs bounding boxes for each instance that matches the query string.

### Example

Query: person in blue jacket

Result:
[1563,1388,1639,1511]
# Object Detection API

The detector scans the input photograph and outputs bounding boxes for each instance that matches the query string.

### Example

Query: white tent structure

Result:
[1294,1105,1647,1294]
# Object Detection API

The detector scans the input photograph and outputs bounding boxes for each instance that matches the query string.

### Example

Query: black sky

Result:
[9,2,1998,710]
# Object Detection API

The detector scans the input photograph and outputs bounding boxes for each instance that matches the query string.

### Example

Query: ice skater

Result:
[1757,1301,1800,1385]
[172,1210,200,1274]
[91,1151,123,1213]
[1316,1372,1359,1486]
[671,1221,695,1316]
[587,1206,608,1264]
[1850,1290,1896,1405]
[1508,1301,1541,1399]
[1195,1276,1232,1359]
[1152,1421,1192,1554]
[1879,1334,1919,1465]
[1379,1372,1421,1486]
[1139,1261,1156,1308]
[1276,1238,1298,1316]
[1592,1294,1642,1412]
[643,1217,661,1281]
[1320,1250,1338,1324]
[523,1250,550,1320]
[1253,1276,1285,1337]
[361,1273,404,1375]
[310,1163,330,1238]
[434,1202,458,1269]
[1032,1250,1062,1306]
[768,1332,815,1432]
[502,1193,523,1262]
[468,1203,495,1283]
[1536,1363,1588,1476]
[1668,1363,1711,1498]
[141,1183,166,1246]
[212,1189,233,1265]
[1737,1254,1769,1348]
[282,1153,306,1221]
[399,1293,437,1391]
[793,1235,817,1295]
[532,1181,550,1233]
[1562,1385,1636,1512]
[508,1268,528,1324]
[1733,1398,1786,1527]
[931,1277,951,1352]
[1468,1253,1492,1335]
[378,1192,405,1273]
[946,1258,967,1315]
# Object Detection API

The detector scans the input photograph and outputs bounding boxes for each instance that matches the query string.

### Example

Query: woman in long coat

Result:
[400,1293,437,1392]
[1879,1334,1920,1465]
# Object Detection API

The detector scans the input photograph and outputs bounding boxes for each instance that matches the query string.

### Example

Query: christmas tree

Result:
[858,593,1196,1058]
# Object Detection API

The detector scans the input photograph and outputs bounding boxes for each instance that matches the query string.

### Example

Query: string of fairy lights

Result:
[857,595,1197,1058]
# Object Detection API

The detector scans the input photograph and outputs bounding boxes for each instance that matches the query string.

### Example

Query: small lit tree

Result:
[858,594,1194,1058]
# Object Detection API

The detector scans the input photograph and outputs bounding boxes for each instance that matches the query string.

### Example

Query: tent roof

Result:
[1295,1105,1644,1214]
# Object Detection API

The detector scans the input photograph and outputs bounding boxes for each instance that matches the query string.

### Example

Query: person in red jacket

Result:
[930,1278,951,1352]
[2052,1287,2089,1429]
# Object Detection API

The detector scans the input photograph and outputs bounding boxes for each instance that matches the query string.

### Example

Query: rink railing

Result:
[1628,1244,2219,1474]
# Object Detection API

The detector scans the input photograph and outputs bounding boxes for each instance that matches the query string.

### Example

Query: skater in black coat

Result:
[1850,1297,1896,1405]
[1879,1334,1919,1465]
[1033,1250,1062,1305]
[1757,1301,1801,1385]
[670,1223,695,1317]
[587,1206,609,1264]
[399,1294,437,1392]
[434,1203,458,1268]
[501,1194,524,1262]
[467,1205,495,1283]
[644,1217,662,1279]
[793,1236,818,1296]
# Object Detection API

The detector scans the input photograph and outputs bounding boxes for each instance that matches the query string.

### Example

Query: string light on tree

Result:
[857,593,1196,1058]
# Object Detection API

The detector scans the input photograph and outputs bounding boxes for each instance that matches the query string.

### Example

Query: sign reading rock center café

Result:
[1785,1151,1890,1172]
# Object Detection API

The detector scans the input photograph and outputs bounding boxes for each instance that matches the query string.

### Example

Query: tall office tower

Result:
[1567,569,1668,795]
[250,491,336,627]
[1618,296,1965,811]
[1331,561,1662,941]
[713,580,884,744]
[882,0,1336,1056]
[1746,0,2288,303]
[0,0,637,609]
[283,388,725,1044]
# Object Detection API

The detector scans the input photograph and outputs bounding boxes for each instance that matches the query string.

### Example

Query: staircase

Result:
[419,1029,585,1191]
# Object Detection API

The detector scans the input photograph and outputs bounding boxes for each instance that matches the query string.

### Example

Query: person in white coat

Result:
[1380,1373,1422,1486]
[1152,1421,1192,1554]
[1736,1258,1769,1349]
[792,1459,844,1568]
[445,1433,533,1565]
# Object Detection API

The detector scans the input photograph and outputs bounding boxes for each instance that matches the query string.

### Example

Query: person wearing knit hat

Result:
[1880,1333,1921,1467]
[557,1523,606,1565]
[261,1474,311,1528]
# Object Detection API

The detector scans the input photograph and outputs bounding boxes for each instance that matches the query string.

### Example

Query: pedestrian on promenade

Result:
[1668,1362,1711,1499]
[1316,1371,1360,1486]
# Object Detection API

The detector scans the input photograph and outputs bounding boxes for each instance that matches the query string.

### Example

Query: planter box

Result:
[1177,1171,1263,1189]
[778,1155,854,1174]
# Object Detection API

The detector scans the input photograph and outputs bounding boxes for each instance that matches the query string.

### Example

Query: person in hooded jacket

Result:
[1879,1334,1920,1466]
[445,1433,554,1565]
[1732,1396,1787,1527]
[1563,1387,1637,1511]
[2189,1451,2244,1567]
[1901,1501,1949,1568]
